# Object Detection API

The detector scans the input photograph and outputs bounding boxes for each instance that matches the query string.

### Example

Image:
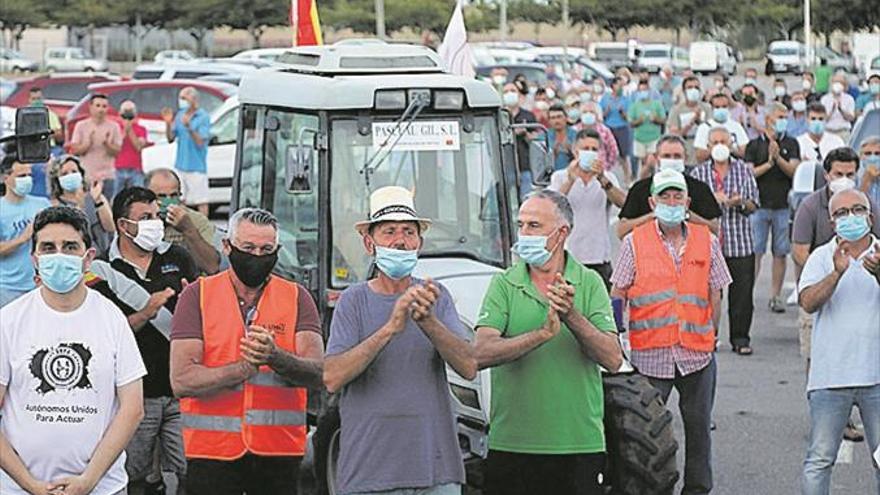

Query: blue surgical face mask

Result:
[834,214,870,242]
[870,83,880,95]
[580,112,597,126]
[808,119,825,135]
[567,108,581,121]
[38,253,85,294]
[774,118,789,134]
[865,155,880,170]
[13,176,33,197]
[712,107,729,123]
[178,98,190,111]
[512,232,558,267]
[578,150,598,170]
[654,202,687,226]
[59,172,83,193]
[637,90,650,100]
[374,246,418,280]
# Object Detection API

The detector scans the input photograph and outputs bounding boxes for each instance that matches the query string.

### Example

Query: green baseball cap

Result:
[651,168,688,195]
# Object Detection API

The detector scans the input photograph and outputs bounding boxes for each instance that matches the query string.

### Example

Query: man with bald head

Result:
[161,87,211,216]
[115,100,151,193]
[146,168,220,274]
[798,188,880,493]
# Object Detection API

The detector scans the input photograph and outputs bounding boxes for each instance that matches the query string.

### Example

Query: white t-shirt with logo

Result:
[0,289,146,495]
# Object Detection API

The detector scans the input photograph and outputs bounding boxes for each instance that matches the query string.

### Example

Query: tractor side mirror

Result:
[285,127,318,193]
[13,107,51,163]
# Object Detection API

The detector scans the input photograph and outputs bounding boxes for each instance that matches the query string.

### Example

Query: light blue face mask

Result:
[712,108,729,123]
[580,112,597,126]
[13,176,33,197]
[835,214,870,242]
[512,229,560,267]
[38,253,85,294]
[374,246,418,280]
[654,203,687,226]
[567,108,581,121]
[178,98,190,111]
[865,155,880,170]
[59,172,83,192]
[578,150,598,170]
[808,119,825,135]
[774,118,789,134]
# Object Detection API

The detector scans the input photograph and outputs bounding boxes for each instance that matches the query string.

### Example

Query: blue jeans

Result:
[115,169,144,195]
[349,484,461,495]
[647,357,717,495]
[803,384,880,495]
[751,208,791,256]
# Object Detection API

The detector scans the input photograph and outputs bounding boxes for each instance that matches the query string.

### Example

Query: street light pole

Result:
[804,0,812,69]
[376,0,386,39]
[562,0,570,71]
[500,0,508,46]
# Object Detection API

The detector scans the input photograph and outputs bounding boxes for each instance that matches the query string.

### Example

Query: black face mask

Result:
[228,245,278,288]
[743,95,756,106]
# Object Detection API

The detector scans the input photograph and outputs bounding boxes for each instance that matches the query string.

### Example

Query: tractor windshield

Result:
[329,114,508,288]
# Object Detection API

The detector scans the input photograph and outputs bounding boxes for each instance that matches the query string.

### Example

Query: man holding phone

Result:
[114,101,151,195]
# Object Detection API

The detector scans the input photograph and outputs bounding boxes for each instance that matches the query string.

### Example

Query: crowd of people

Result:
[0,62,878,495]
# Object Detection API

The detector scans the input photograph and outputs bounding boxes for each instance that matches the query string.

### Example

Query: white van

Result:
[689,41,737,75]
[638,44,689,73]
[589,41,637,70]
[766,40,806,74]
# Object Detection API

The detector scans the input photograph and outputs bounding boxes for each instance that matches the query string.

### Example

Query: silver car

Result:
[43,47,108,72]
[0,48,38,73]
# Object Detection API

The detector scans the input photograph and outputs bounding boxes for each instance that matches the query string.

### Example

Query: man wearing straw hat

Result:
[324,186,477,495]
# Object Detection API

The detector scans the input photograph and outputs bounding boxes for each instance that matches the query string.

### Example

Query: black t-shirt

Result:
[106,245,198,398]
[513,108,537,172]
[619,175,723,221]
[743,134,801,210]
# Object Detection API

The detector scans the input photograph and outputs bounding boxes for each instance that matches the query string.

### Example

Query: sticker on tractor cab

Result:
[372,121,460,151]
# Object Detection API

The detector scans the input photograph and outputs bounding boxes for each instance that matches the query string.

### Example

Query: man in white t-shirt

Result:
[0,206,146,495]
[797,102,847,164]
[694,93,749,163]
[548,128,626,288]
[819,73,857,142]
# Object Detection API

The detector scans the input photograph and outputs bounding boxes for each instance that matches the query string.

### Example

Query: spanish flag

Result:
[291,0,323,46]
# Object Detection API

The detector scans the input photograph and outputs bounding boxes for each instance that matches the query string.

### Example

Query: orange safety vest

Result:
[180,271,307,460]
[627,222,715,353]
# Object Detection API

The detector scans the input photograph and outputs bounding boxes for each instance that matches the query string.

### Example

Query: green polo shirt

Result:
[476,253,617,454]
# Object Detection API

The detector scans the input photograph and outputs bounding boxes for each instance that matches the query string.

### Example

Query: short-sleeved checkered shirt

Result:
[611,222,733,379]
[690,159,760,258]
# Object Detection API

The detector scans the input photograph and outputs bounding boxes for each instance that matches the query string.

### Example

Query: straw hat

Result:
[354,186,432,235]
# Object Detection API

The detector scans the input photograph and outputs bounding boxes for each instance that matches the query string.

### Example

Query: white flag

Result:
[437,0,475,78]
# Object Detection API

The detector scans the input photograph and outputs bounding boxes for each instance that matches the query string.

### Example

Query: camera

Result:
[0,107,52,164]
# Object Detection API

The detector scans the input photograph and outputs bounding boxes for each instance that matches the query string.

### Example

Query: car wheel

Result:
[85,67,94,72]
[46,66,56,73]
[312,400,340,495]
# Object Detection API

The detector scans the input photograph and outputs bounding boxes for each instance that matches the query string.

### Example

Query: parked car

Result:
[1,73,121,128]
[522,51,614,85]
[131,61,262,81]
[869,55,880,79]
[765,40,807,74]
[44,47,108,72]
[475,63,548,85]
[142,95,239,209]
[690,41,737,75]
[0,48,38,73]
[1,106,14,138]
[64,79,237,144]
[588,41,638,70]
[638,43,689,73]
[153,50,196,64]
[231,48,291,62]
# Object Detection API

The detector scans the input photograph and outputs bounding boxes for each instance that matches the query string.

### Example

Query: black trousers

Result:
[185,454,299,495]
[724,254,755,348]
[484,450,605,495]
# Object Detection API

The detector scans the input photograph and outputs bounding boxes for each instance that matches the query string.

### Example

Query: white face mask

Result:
[792,99,807,112]
[535,100,550,111]
[593,84,604,95]
[492,75,507,86]
[831,82,844,94]
[828,177,856,194]
[711,144,731,162]
[125,219,165,252]
[802,79,812,90]
[502,91,519,107]
[545,88,556,100]
[659,158,685,173]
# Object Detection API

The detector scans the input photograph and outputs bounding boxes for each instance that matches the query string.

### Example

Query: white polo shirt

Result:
[694,119,749,151]
[799,236,880,392]
[796,132,846,163]
[549,170,620,265]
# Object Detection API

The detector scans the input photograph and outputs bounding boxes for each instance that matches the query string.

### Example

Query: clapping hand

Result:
[833,241,851,275]
[862,242,880,276]
[240,325,276,366]
[546,273,576,318]
[410,278,440,322]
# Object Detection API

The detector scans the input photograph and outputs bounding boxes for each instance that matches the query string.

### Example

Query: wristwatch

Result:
[685,211,691,221]
[601,179,613,191]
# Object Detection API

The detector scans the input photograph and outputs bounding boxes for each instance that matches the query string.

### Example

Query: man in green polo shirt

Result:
[474,188,623,495]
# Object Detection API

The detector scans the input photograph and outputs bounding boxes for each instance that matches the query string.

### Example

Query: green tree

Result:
[507,0,561,39]
[0,0,49,50]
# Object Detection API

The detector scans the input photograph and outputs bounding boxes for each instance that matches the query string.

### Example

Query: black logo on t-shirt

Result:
[29,343,93,394]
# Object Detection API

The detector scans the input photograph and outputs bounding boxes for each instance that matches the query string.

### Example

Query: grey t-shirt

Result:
[326,280,468,494]
[792,186,880,252]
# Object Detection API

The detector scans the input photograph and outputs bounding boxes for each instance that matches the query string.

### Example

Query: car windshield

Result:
[770,47,798,56]
[643,49,670,58]
[329,114,507,287]
[871,57,880,69]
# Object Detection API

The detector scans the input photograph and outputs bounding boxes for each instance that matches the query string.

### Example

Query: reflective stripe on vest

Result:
[181,271,307,460]
[627,222,715,353]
